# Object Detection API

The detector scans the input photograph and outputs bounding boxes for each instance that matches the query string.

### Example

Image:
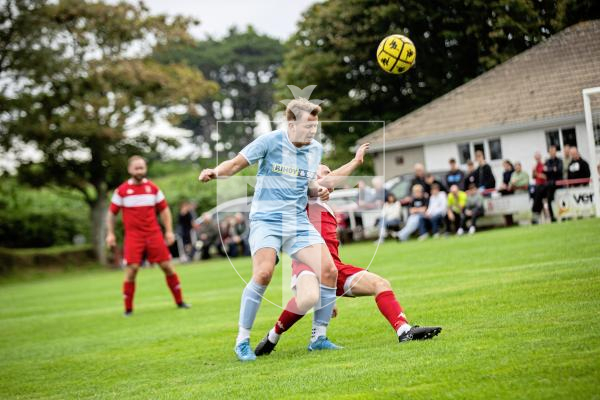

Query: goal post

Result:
[582,87,600,218]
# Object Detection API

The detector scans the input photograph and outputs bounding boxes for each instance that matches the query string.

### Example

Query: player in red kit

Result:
[106,155,190,316]
[255,151,441,355]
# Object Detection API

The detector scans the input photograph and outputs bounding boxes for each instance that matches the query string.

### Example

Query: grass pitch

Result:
[1,219,599,399]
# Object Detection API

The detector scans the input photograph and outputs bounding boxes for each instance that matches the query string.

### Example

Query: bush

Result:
[0,245,95,274]
[0,210,88,248]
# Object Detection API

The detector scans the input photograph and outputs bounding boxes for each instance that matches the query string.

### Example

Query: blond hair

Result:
[286,98,322,121]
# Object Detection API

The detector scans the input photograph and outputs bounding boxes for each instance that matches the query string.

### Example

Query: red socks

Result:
[274,298,305,334]
[166,273,184,305]
[123,281,135,312]
[375,290,408,331]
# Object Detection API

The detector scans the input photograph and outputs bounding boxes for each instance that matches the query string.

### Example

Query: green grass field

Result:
[1,220,599,399]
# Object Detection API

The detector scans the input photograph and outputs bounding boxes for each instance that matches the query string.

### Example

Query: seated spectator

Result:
[463,183,485,235]
[375,193,401,243]
[475,150,496,190]
[411,163,430,194]
[498,160,514,195]
[418,183,447,239]
[197,212,219,260]
[463,160,478,191]
[567,147,591,186]
[445,158,465,189]
[394,184,428,242]
[425,173,447,193]
[509,162,530,193]
[447,184,467,234]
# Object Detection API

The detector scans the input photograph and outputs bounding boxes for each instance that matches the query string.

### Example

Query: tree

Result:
[153,26,284,157]
[278,0,600,167]
[0,0,218,263]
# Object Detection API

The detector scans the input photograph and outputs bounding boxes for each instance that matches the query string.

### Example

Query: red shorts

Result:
[123,232,171,266]
[291,261,366,297]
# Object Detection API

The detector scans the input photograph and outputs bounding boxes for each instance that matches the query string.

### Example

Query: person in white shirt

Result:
[418,183,447,239]
[376,193,401,242]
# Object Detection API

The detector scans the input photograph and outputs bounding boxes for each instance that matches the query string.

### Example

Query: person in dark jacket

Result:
[410,163,430,195]
[463,160,478,191]
[445,158,465,189]
[475,150,496,190]
[567,147,591,186]
[543,145,563,222]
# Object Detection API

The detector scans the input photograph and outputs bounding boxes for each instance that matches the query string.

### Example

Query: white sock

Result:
[236,327,251,345]
[396,323,412,336]
[268,328,280,344]
[311,324,327,342]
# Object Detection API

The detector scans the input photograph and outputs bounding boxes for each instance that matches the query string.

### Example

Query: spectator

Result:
[445,158,465,189]
[371,176,388,206]
[498,160,515,195]
[463,183,485,235]
[177,201,198,262]
[395,184,428,242]
[567,147,591,186]
[562,144,572,179]
[509,162,530,193]
[447,184,467,234]
[375,193,401,243]
[463,160,478,191]
[425,173,447,193]
[230,213,250,256]
[544,145,563,222]
[411,163,430,194]
[531,151,548,224]
[475,150,496,190]
[418,183,447,239]
[197,212,219,260]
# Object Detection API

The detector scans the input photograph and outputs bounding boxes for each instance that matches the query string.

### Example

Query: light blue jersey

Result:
[240,129,323,223]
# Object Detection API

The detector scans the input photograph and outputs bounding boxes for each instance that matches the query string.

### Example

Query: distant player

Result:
[199,98,340,361]
[255,159,442,356]
[106,155,190,316]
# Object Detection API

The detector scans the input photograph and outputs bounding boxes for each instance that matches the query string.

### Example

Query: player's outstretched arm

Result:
[319,142,370,189]
[198,154,249,183]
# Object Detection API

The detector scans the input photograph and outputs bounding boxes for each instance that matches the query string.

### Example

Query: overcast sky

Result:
[130,0,321,40]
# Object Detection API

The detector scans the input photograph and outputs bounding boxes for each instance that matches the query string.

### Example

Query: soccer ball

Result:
[376,34,416,74]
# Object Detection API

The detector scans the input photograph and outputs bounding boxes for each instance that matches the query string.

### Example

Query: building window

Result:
[545,130,560,150]
[473,142,485,158]
[562,127,577,147]
[395,155,404,165]
[544,126,577,150]
[488,138,503,160]
[457,139,502,164]
[457,143,470,164]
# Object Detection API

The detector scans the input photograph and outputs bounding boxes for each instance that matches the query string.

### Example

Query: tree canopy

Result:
[0,0,218,261]
[277,0,600,165]
[154,26,284,157]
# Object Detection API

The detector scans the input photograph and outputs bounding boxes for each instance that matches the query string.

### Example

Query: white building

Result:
[359,20,600,182]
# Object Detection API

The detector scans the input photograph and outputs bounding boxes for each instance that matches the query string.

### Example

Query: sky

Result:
[129,0,321,40]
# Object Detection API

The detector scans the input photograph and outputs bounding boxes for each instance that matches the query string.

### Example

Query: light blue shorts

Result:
[248,217,325,258]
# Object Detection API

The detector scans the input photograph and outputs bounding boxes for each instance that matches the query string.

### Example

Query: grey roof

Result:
[360,20,600,148]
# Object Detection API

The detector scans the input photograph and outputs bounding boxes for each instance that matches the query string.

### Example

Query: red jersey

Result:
[533,162,547,185]
[109,178,168,235]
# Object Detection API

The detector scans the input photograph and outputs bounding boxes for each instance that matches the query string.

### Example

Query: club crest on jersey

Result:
[271,163,316,179]
[127,189,134,194]
[145,185,151,193]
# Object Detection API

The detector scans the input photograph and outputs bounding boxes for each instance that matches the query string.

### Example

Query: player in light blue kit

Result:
[199,98,340,361]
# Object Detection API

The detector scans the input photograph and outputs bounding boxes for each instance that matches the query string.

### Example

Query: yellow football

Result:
[376,34,416,74]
